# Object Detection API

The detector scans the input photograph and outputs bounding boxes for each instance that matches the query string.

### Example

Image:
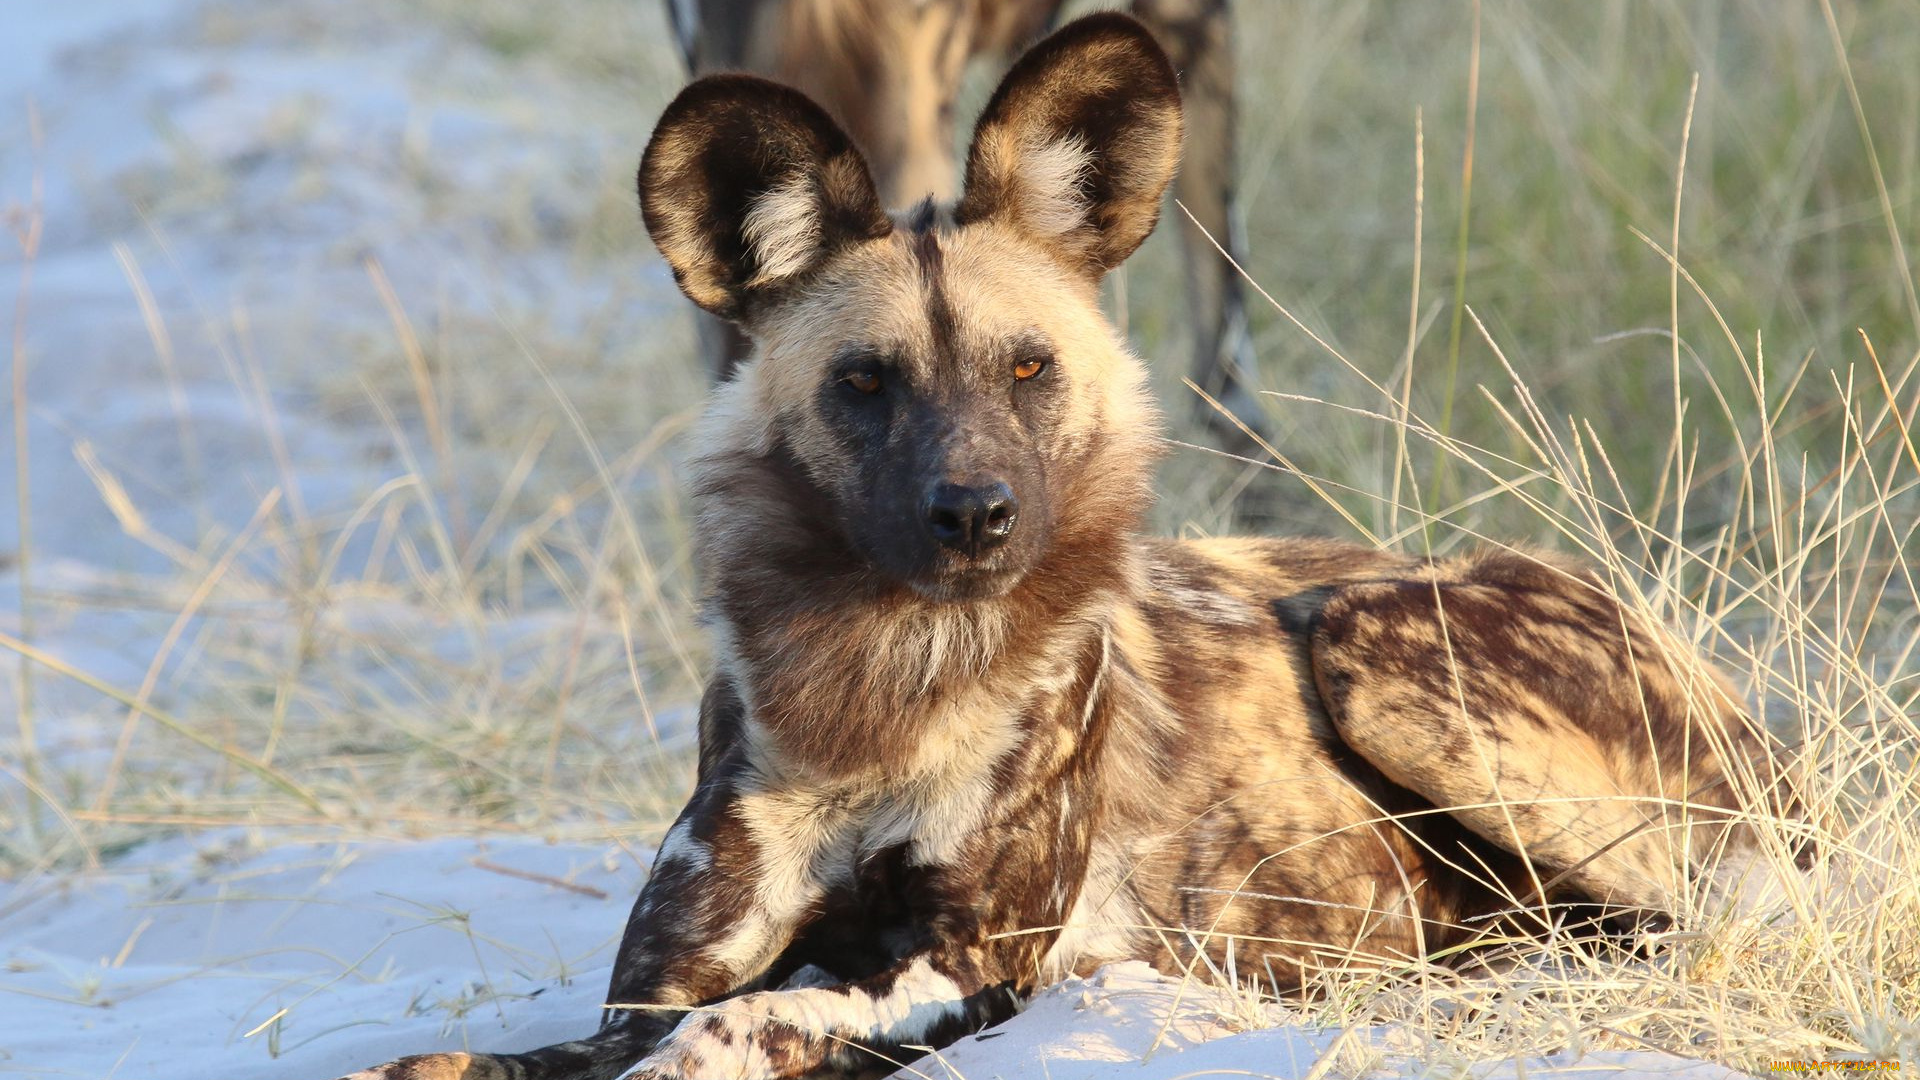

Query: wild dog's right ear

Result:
[639,75,892,321]
[955,13,1182,279]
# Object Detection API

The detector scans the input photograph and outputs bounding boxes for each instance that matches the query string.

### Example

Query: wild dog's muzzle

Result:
[923,479,1019,559]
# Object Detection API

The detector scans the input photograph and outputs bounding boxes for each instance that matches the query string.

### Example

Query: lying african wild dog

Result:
[344,13,1793,1080]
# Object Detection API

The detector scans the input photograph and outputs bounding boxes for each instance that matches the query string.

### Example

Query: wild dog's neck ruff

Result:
[691,422,1152,781]
[691,199,1159,772]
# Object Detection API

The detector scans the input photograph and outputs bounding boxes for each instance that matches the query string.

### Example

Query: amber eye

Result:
[843,370,883,395]
[1012,356,1048,381]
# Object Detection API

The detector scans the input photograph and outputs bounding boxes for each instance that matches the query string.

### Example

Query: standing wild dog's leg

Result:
[1305,550,1785,915]
[658,0,778,382]
[1129,0,1262,454]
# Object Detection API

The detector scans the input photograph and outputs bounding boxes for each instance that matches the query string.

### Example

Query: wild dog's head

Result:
[642,13,1178,605]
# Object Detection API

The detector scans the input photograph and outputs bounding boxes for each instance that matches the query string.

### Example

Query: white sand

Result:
[2,831,1748,1080]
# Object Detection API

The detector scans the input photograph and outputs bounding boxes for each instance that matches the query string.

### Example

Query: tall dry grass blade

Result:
[367,257,469,553]
[1185,380,1378,544]
[112,241,205,527]
[1434,0,1483,507]
[1667,73,1701,557]
[70,439,204,571]
[1858,330,1920,482]
[1390,109,1426,543]
[1817,0,1920,341]
[229,301,314,566]
[8,98,45,842]
[496,313,703,687]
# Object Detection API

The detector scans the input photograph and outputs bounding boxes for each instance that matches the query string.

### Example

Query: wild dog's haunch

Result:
[340,14,1795,1080]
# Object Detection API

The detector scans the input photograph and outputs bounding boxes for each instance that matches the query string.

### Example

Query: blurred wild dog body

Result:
[342,14,1791,1080]
[661,0,1258,437]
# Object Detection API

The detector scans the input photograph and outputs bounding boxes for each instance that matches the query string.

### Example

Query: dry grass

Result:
[2,0,1915,1072]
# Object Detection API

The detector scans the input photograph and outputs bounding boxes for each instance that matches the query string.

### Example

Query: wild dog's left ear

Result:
[955,13,1182,278]
[640,74,892,322]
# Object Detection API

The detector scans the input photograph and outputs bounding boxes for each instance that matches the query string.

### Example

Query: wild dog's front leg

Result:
[596,777,822,1050]
[618,769,1097,1080]
[332,684,791,1080]
[616,942,1024,1080]
[1130,0,1260,446]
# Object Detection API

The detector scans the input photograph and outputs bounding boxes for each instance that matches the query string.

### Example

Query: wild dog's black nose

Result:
[924,481,1019,558]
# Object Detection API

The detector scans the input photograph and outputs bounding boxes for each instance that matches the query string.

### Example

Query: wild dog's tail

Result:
[336,1023,657,1080]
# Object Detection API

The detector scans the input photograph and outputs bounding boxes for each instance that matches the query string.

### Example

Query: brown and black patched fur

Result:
[340,15,1797,1080]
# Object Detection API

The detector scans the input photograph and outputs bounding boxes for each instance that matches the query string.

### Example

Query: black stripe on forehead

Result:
[907,196,942,277]
[907,198,961,368]
[906,196,938,233]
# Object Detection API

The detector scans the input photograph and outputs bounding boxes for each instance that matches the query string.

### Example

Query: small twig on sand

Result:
[471,858,610,900]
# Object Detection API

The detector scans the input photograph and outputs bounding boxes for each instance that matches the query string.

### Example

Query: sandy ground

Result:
[0,0,683,727]
[5,831,1749,1080]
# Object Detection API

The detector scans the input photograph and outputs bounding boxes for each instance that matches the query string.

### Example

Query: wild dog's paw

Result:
[616,1004,804,1080]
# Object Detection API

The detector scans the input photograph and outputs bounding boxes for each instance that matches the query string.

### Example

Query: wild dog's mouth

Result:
[905,561,1027,602]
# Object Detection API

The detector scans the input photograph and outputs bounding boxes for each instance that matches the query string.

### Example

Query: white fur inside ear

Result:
[742,173,823,286]
[1017,134,1093,237]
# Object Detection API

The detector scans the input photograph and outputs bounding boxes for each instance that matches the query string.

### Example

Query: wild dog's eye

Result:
[1012,355,1049,381]
[843,369,883,395]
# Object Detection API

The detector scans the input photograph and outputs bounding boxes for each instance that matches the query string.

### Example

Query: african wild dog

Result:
[342,14,1793,1080]
[661,0,1257,447]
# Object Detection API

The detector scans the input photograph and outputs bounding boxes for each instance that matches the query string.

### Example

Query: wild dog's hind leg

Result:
[1131,0,1263,457]
[1305,549,1782,915]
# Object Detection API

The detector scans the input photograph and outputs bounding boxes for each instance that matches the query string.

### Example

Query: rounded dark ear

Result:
[955,13,1182,278]
[639,75,892,321]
